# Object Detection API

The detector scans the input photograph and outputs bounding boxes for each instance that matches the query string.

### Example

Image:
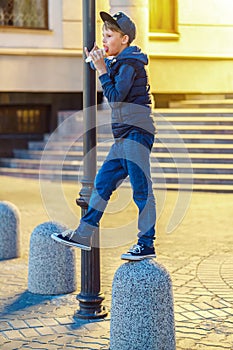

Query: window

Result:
[0,105,50,134]
[0,0,48,29]
[149,0,178,37]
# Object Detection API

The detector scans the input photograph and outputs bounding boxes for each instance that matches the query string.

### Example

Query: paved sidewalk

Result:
[0,175,233,350]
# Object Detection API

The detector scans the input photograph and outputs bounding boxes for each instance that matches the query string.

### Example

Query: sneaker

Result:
[51,228,92,251]
[121,244,156,261]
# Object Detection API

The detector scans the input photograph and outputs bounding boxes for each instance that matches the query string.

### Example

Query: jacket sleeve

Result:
[89,57,110,71]
[99,64,136,103]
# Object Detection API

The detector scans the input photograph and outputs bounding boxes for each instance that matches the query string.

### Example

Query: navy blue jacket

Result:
[97,46,155,138]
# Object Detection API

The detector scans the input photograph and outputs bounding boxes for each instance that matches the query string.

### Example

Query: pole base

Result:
[75,293,108,320]
[74,306,108,320]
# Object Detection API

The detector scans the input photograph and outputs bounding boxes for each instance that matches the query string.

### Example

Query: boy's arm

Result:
[99,64,136,102]
[85,47,136,102]
[89,58,109,71]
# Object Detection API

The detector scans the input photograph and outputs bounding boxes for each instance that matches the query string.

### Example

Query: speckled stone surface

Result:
[28,221,77,295]
[0,201,20,260]
[110,259,176,350]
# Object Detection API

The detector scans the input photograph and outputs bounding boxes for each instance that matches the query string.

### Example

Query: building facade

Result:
[0,0,233,153]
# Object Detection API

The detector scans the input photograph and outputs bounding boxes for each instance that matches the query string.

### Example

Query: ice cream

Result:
[85,48,107,63]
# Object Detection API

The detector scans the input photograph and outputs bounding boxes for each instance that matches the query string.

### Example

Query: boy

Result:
[52,11,156,261]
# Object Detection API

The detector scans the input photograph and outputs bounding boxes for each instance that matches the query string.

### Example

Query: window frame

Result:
[149,0,179,41]
[0,0,49,30]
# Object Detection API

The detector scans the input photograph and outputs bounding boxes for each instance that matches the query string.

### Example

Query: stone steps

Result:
[44,132,233,143]
[1,158,233,173]
[0,167,233,190]
[155,108,233,115]
[25,141,233,153]
[9,149,233,163]
[169,99,233,109]
[0,108,233,192]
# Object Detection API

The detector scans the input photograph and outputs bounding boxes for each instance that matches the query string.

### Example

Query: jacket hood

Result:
[116,46,148,65]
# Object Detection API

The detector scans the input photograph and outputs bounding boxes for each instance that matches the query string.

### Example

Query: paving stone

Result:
[83,322,106,332]
[197,341,231,349]
[40,318,60,327]
[177,338,196,349]
[0,340,27,350]
[43,345,60,350]
[34,334,59,343]
[19,328,40,338]
[8,320,28,330]
[55,316,74,325]
[20,342,51,349]
[0,335,10,346]
[225,333,233,343]
[24,319,44,328]
[176,326,207,336]
[175,314,189,322]
[174,305,187,313]
[181,311,201,320]
[193,302,215,311]
[50,334,75,344]
[51,325,73,334]
[0,321,12,331]
[195,344,229,350]
[210,309,231,317]
[182,303,199,311]
[204,333,227,342]
[3,329,23,340]
[71,340,103,349]
[195,310,217,319]
[34,327,55,336]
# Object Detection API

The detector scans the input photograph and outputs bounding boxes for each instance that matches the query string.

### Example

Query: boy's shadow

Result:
[0,290,54,317]
[0,291,99,329]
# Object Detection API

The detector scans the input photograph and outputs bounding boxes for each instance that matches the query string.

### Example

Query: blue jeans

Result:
[80,131,156,248]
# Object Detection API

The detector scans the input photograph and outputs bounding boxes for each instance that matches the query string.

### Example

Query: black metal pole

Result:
[75,0,107,319]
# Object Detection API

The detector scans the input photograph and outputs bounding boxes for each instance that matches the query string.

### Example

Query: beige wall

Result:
[109,0,149,51]
[150,58,233,93]
[0,54,83,92]
[148,0,233,93]
[0,0,232,94]
[149,0,233,56]
[62,0,82,49]
[62,0,110,49]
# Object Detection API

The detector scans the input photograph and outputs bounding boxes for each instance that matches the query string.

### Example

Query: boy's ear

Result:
[122,34,130,45]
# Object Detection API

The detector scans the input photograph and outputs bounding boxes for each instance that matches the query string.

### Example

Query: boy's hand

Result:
[84,43,99,60]
[84,44,107,76]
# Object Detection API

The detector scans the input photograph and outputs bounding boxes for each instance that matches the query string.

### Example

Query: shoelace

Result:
[61,229,75,240]
[129,244,144,254]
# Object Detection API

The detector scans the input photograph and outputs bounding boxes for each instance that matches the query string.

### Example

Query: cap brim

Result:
[99,11,121,29]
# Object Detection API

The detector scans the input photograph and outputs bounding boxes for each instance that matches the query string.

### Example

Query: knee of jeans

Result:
[94,181,112,201]
[133,190,148,202]
[133,191,155,203]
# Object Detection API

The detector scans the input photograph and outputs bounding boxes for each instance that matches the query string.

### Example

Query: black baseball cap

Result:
[100,11,136,43]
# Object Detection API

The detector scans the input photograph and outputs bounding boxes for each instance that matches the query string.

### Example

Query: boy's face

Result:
[102,27,128,57]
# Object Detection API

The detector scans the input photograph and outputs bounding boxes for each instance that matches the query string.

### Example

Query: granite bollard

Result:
[110,259,176,350]
[0,201,20,260]
[28,221,77,295]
